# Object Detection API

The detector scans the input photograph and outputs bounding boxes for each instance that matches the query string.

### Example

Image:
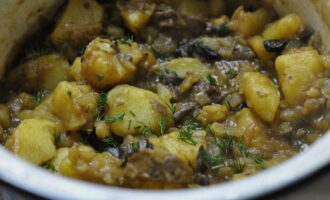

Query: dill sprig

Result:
[253,156,267,169]
[207,75,218,86]
[118,36,133,46]
[167,103,177,114]
[178,127,197,145]
[143,125,153,137]
[229,159,245,173]
[158,115,169,135]
[54,135,61,145]
[203,151,225,170]
[42,162,56,172]
[33,90,47,105]
[95,92,107,120]
[102,136,117,147]
[225,69,238,79]
[236,136,248,158]
[216,130,234,156]
[105,113,125,124]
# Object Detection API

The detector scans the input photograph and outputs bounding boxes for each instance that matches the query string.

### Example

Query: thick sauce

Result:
[1,0,330,189]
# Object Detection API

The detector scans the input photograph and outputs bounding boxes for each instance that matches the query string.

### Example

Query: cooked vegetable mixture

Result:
[1,0,330,189]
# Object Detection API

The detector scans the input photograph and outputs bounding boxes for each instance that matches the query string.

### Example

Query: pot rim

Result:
[0,132,329,200]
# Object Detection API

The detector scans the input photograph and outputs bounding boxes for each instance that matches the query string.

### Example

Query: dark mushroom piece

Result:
[263,40,288,53]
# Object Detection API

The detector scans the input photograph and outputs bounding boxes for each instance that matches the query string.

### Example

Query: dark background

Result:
[1,164,329,200]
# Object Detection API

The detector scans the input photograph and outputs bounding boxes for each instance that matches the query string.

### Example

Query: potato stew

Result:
[1,0,330,189]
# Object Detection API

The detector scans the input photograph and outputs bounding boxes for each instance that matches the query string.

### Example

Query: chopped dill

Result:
[66,90,72,98]
[33,90,47,105]
[158,115,169,135]
[42,162,56,172]
[143,125,153,137]
[166,103,177,114]
[118,36,133,46]
[207,75,218,86]
[224,100,233,111]
[203,151,224,170]
[154,71,165,79]
[225,69,238,79]
[105,113,125,124]
[178,127,197,145]
[128,120,132,130]
[229,159,245,173]
[102,136,117,147]
[95,92,107,120]
[131,142,140,152]
[237,136,248,158]
[54,135,61,145]
[129,110,136,117]
[253,157,266,169]
[216,130,234,156]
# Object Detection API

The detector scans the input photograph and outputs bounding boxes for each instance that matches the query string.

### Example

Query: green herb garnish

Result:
[105,113,125,124]
[33,90,47,104]
[158,115,169,135]
[224,100,233,111]
[43,162,56,172]
[253,157,266,169]
[67,90,72,98]
[229,159,245,173]
[207,75,218,86]
[143,125,153,137]
[225,69,238,79]
[178,127,197,145]
[102,136,117,147]
[129,110,136,117]
[203,151,224,170]
[118,36,133,46]
[54,135,61,145]
[237,136,248,158]
[131,142,140,152]
[167,103,177,114]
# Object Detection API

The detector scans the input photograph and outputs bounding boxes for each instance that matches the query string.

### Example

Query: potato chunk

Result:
[52,145,123,185]
[50,81,97,131]
[117,0,156,33]
[150,130,206,165]
[211,108,267,149]
[262,14,303,40]
[8,54,69,92]
[248,36,276,61]
[275,49,324,106]
[243,72,280,122]
[231,6,271,37]
[50,0,104,49]
[81,38,137,89]
[106,85,173,136]
[5,119,57,165]
[160,58,209,78]
[198,105,228,125]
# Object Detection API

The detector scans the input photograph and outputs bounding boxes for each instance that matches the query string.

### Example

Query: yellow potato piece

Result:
[81,38,136,89]
[248,36,276,61]
[211,108,267,149]
[5,119,57,165]
[161,58,209,78]
[150,130,206,164]
[232,6,271,37]
[275,49,324,106]
[117,0,155,33]
[107,85,173,136]
[243,72,280,122]
[8,54,69,92]
[198,104,229,125]
[50,0,104,48]
[50,81,97,131]
[262,14,303,40]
